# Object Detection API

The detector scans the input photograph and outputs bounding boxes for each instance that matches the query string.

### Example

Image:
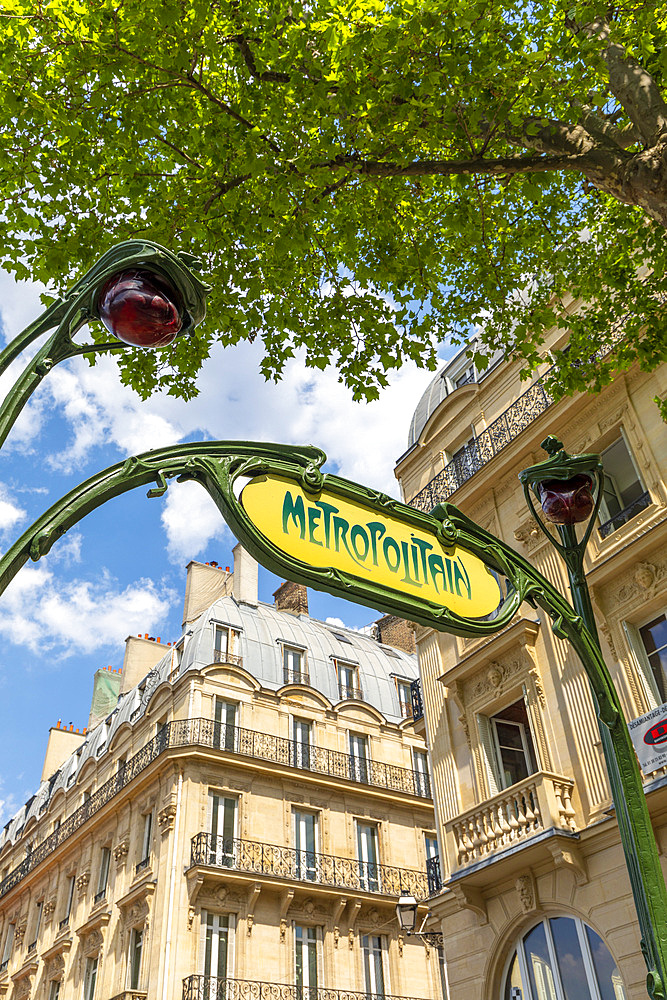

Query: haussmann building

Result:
[394,330,667,1000]
[0,546,445,1000]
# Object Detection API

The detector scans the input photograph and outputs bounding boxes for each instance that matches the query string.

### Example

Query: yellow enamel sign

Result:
[241,475,502,619]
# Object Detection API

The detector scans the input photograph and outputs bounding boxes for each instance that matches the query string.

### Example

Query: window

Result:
[504,915,628,1000]
[63,875,75,923]
[48,982,61,1000]
[96,848,110,901]
[478,699,537,795]
[337,662,362,701]
[413,750,431,797]
[293,719,312,770]
[83,956,98,1000]
[362,934,387,996]
[138,812,153,870]
[1,922,14,967]
[200,911,233,979]
[294,810,318,881]
[213,624,240,664]
[295,925,319,994]
[454,364,476,388]
[448,433,480,487]
[349,733,370,783]
[29,900,43,949]
[598,435,649,537]
[357,822,380,892]
[396,679,413,717]
[128,927,143,989]
[213,698,237,752]
[208,793,237,867]
[331,630,353,644]
[626,614,667,707]
[424,833,438,862]
[284,645,309,685]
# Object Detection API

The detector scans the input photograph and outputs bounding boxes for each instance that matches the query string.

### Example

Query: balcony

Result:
[426,854,442,895]
[338,683,364,702]
[109,993,148,1000]
[212,650,243,667]
[410,680,424,721]
[598,489,652,538]
[183,978,429,1000]
[283,667,311,686]
[0,719,430,904]
[444,771,576,871]
[190,834,430,899]
[135,856,150,875]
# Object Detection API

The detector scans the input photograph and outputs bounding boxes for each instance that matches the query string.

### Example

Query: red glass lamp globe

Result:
[537,474,595,525]
[98,269,183,347]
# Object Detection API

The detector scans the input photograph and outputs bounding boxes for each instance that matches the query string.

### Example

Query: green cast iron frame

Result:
[0,242,665,999]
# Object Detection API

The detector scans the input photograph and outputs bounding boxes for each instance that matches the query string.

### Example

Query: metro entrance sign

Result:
[240,473,503,621]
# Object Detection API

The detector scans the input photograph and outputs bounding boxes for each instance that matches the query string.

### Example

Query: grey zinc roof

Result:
[407,368,451,448]
[0,596,417,852]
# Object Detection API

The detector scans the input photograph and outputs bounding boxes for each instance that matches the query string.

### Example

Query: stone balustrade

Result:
[444,771,576,870]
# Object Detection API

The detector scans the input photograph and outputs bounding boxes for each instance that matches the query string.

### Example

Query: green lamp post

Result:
[520,436,667,1000]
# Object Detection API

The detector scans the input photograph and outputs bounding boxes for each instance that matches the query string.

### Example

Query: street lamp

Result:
[0,240,209,452]
[519,436,667,1000]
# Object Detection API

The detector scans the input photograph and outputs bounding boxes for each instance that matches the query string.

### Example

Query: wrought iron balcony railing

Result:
[109,992,148,1000]
[213,650,243,667]
[598,490,651,539]
[183,977,429,1000]
[338,683,364,702]
[190,833,430,898]
[0,719,430,901]
[426,854,442,895]
[410,680,423,721]
[283,667,311,686]
[410,378,555,510]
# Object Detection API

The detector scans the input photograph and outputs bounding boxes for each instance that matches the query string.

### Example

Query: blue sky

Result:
[0,267,453,826]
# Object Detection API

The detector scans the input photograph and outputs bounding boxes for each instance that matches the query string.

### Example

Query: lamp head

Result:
[395,894,419,934]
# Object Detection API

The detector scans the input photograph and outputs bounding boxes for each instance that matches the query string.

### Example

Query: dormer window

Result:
[454,364,476,388]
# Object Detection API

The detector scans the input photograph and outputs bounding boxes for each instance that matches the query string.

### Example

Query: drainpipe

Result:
[161,767,183,1000]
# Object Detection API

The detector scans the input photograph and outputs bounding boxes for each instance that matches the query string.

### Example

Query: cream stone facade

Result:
[0,548,442,1000]
[395,333,667,1000]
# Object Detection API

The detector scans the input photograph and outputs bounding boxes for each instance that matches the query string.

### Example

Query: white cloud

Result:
[0,484,26,537]
[0,564,174,657]
[325,616,374,635]
[161,480,233,564]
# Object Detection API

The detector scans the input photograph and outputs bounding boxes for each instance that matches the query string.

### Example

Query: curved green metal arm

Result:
[0,240,209,453]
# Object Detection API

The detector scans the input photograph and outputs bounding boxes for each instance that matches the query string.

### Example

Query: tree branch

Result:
[575,18,667,145]
[230,35,291,83]
[319,151,598,179]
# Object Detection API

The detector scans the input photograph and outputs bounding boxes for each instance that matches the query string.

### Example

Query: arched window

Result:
[504,915,627,1000]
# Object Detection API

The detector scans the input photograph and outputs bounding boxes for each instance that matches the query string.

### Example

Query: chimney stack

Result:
[373,614,416,653]
[182,560,234,627]
[88,665,123,729]
[231,543,259,605]
[273,580,309,616]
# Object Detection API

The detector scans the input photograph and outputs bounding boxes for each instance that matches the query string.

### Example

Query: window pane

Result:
[523,922,558,1000]
[504,953,525,1000]
[550,916,593,1000]
[585,926,628,1000]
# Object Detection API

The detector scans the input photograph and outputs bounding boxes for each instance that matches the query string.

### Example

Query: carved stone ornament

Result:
[123,899,149,929]
[14,921,26,946]
[113,840,129,865]
[45,952,66,981]
[529,666,546,708]
[333,926,339,949]
[280,918,287,943]
[515,872,538,914]
[158,803,177,833]
[635,562,657,590]
[464,657,524,707]
[513,518,543,552]
[11,973,32,1000]
[398,934,404,958]
[76,871,90,895]
[43,897,56,918]
[614,560,666,608]
[187,906,196,931]
[82,928,104,957]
